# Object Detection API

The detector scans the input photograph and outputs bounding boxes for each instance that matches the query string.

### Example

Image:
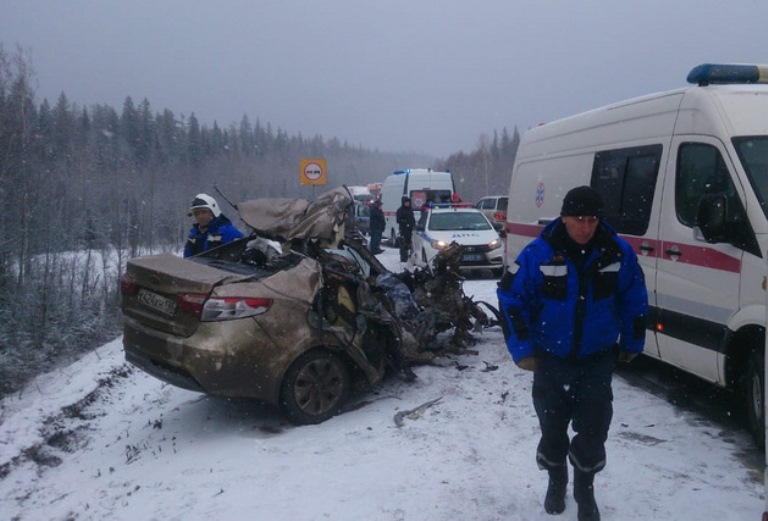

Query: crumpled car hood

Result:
[237,187,352,243]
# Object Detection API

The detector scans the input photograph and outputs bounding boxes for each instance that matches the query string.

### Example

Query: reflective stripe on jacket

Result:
[497,218,648,364]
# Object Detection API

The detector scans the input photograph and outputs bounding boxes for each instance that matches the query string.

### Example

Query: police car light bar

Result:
[687,63,768,86]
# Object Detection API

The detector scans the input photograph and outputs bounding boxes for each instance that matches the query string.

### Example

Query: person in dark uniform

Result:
[369,199,386,254]
[497,186,648,521]
[396,196,415,262]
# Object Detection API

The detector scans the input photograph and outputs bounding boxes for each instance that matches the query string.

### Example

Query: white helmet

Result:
[188,193,221,217]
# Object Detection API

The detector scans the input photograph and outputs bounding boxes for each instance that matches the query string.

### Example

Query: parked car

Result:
[475,195,508,230]
[412,203,504,277]
[121,188,496,425]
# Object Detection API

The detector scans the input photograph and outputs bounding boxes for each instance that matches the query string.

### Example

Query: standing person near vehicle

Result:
[396,196,415,262]
[369,199,386,255]
[184,193,244,258]
[497,186,648,521]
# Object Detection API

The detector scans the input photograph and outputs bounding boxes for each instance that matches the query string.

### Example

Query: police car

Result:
[412,203,504,276]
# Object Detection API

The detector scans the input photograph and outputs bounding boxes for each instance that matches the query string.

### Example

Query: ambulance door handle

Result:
[664,245,682,258]
[639,243,654,254]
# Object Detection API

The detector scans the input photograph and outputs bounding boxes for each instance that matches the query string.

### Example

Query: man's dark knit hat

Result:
[561,186,604,218]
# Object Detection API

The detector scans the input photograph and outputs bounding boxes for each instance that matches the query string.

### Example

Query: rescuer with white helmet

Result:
[184,193,243,257]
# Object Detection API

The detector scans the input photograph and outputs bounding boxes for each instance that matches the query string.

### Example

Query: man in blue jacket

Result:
[184,193,244,257]
[497,186,647,521]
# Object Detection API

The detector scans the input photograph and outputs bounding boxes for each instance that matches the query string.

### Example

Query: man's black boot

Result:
[573,470,600,521]
[544,464,568,514]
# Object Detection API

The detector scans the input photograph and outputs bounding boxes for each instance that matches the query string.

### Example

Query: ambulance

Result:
[504,63,768,448]
[380,168,456,245]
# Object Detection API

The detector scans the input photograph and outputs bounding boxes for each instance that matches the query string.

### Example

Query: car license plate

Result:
[462,253,484,262]
[137,288,177,316]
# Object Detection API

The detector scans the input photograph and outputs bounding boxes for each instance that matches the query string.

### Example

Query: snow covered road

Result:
[0,247,763,520]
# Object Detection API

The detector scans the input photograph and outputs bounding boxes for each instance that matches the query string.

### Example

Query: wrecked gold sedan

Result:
[121,187,495,424]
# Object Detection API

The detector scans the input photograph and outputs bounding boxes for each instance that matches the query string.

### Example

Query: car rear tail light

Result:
[178,293,273,321]
[493,211,506,222]
[201,297,273,321]
[178,293,208,318]
[120,273,138,295]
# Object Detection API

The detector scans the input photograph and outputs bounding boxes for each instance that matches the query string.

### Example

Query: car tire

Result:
[746,347,765,449]
[279,349,350,425]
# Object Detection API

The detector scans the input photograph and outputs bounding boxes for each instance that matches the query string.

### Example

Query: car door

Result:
[654,137,746,384]
[412,210,429,262]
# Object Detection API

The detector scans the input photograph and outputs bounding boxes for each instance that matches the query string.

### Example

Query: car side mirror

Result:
[695,194,728,243]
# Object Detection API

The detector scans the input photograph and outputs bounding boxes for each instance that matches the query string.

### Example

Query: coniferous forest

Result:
[0,44,519,395]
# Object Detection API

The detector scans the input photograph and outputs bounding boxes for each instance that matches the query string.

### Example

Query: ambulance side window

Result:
[591,144,661,235]
[733,136,768,219]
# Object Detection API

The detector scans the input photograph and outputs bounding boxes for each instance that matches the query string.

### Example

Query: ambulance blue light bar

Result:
[687,63,768,86]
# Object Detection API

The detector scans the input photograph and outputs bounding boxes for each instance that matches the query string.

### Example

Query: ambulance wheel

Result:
[745,347,765,449]
[279,349,350,425]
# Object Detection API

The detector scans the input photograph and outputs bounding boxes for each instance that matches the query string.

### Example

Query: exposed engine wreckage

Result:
[235,186,500,380]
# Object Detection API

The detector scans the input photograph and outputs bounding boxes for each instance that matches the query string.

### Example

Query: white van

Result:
[380,168,456,245]
[504,63,768,447]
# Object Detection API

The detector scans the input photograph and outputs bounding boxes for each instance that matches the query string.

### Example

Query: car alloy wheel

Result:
[280,349,350,425]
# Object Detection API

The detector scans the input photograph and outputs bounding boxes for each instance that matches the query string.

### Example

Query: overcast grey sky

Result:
[3,0,767,157]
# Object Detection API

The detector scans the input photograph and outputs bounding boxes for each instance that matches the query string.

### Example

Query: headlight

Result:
[430,239,450,250]
[488,238,502,250]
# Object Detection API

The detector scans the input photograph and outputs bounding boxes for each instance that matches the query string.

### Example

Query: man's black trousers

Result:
[532,350,614,474]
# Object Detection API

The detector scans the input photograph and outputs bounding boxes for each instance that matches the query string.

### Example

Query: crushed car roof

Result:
[236,187,352,243]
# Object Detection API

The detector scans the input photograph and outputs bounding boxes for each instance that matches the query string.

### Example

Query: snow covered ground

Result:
[0,247,764,520]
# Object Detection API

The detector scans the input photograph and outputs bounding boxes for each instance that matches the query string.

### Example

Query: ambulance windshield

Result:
[734,136,768,217]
